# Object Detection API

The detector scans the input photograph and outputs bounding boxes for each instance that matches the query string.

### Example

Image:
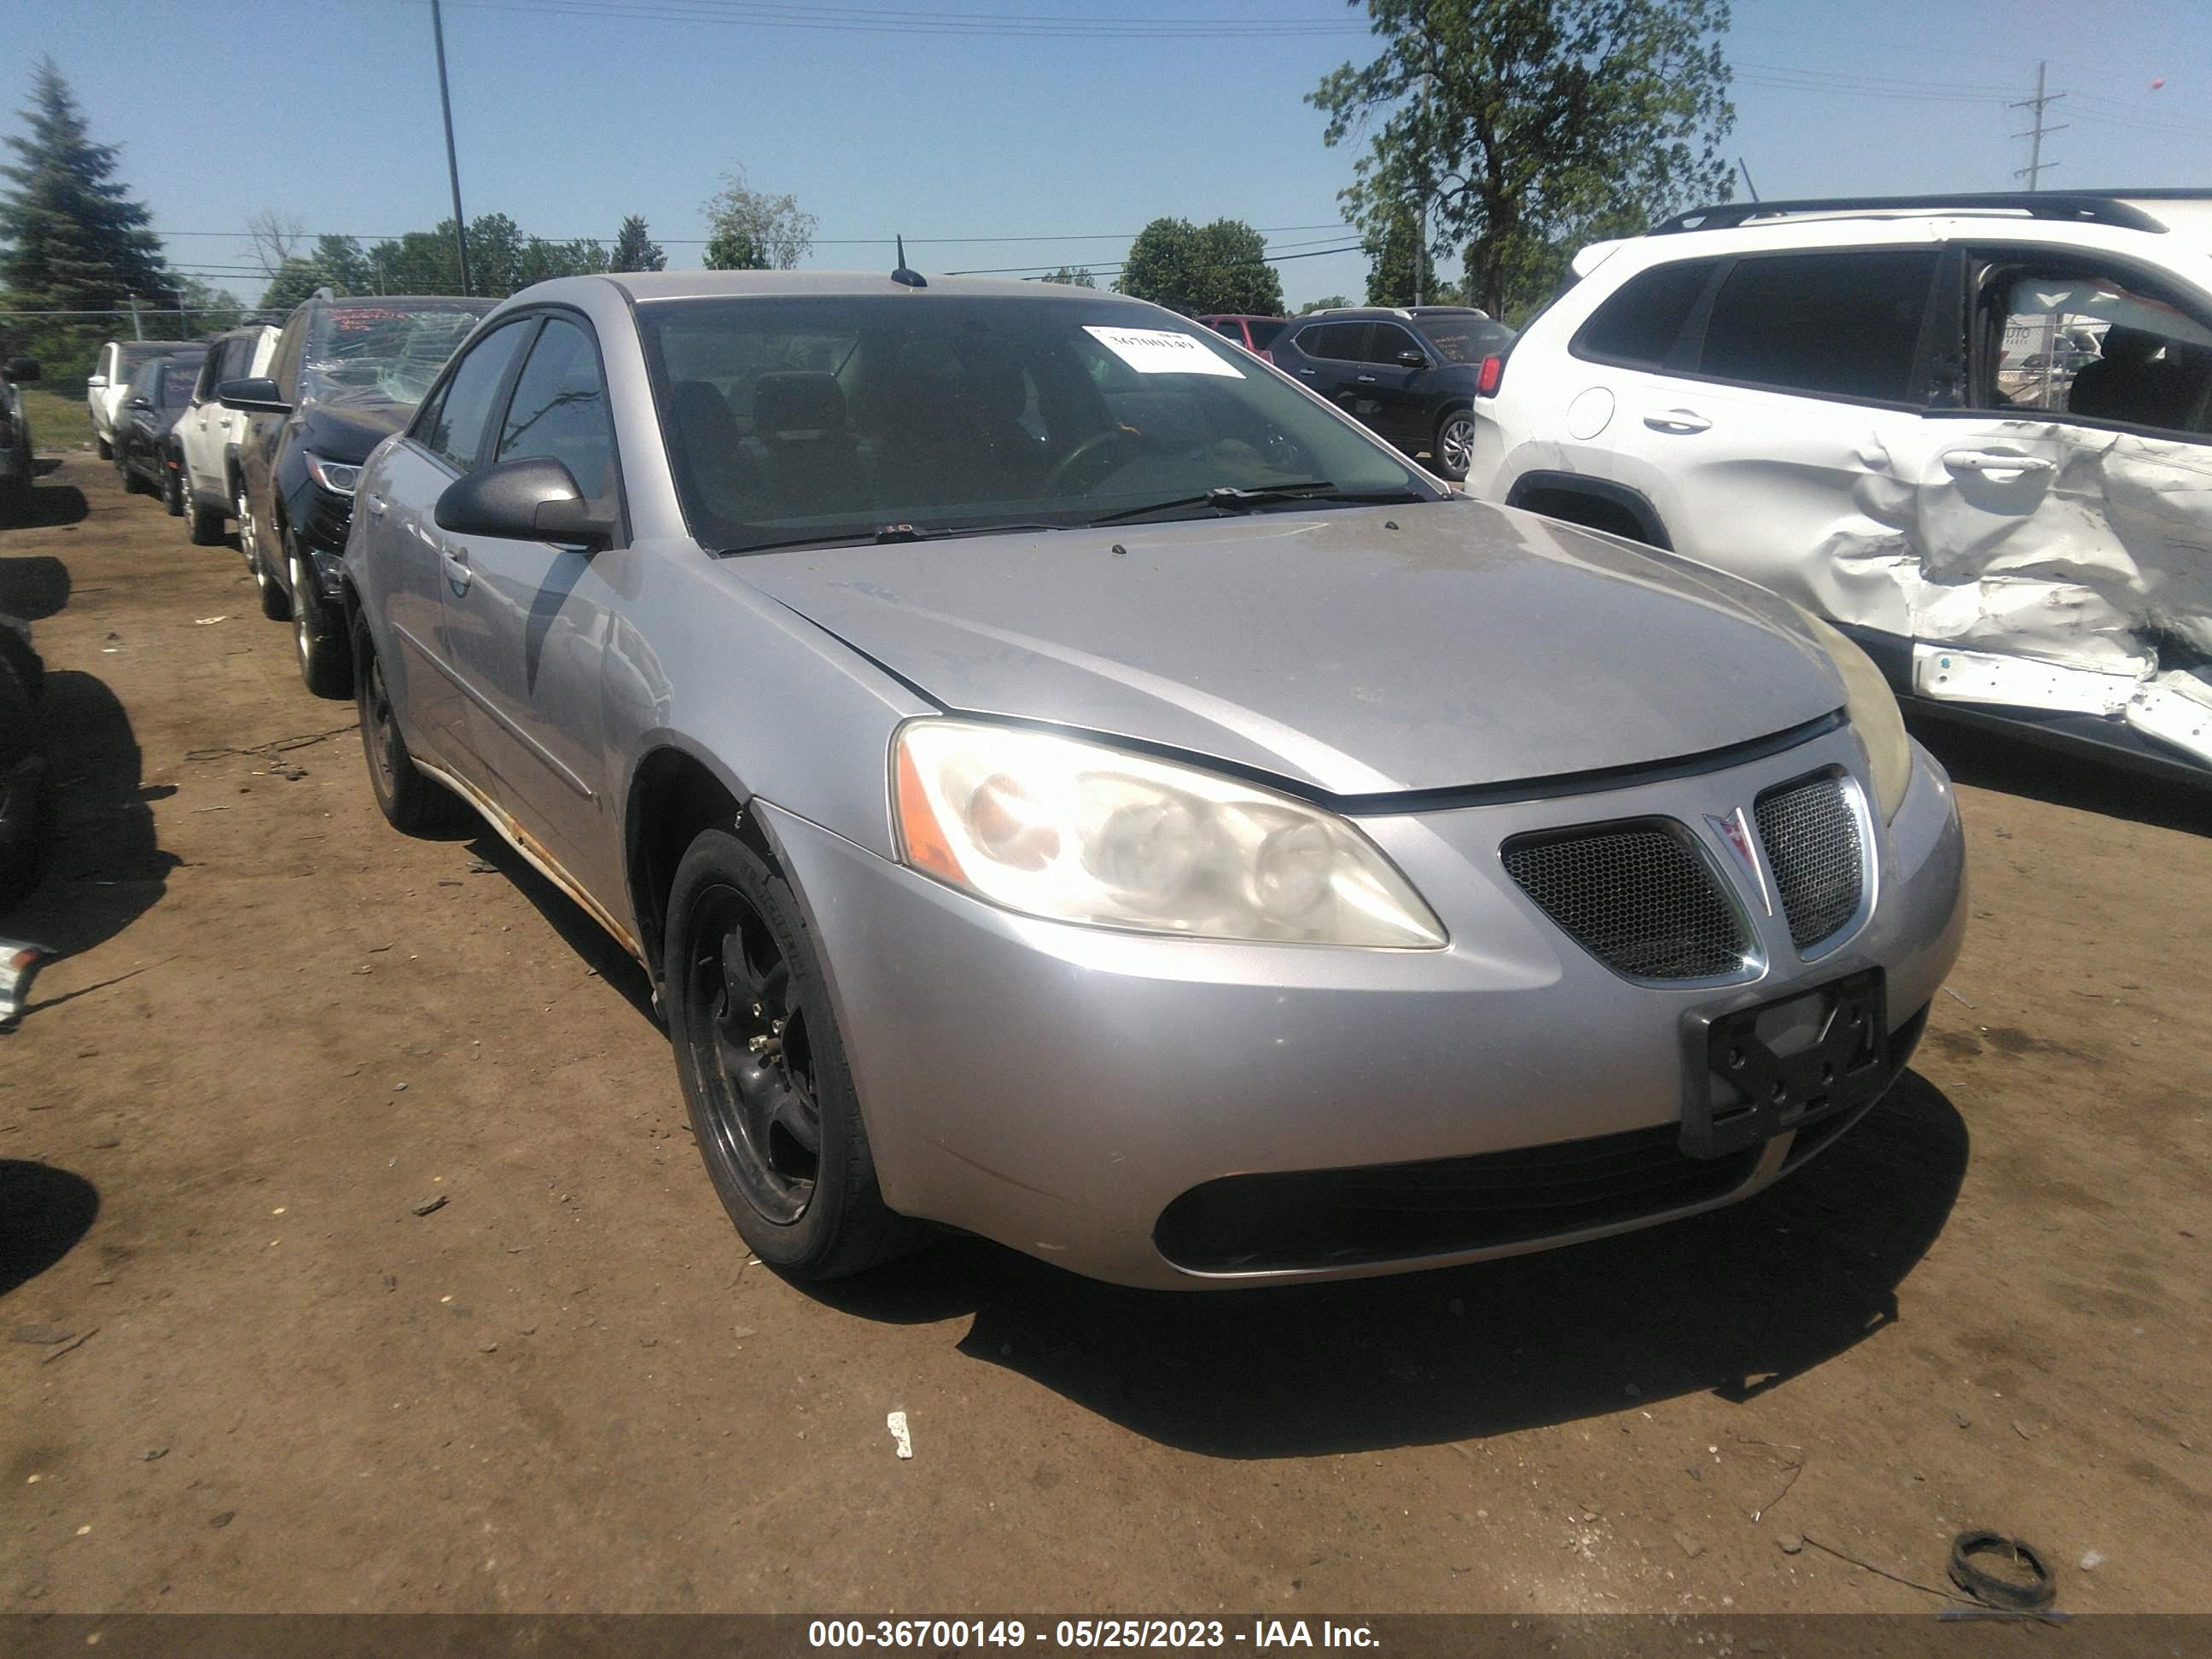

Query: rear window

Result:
[1571,259,1719,367]
[1245,319,1286,351]
[1417,317,1514,364]
[1698,250,1939,404]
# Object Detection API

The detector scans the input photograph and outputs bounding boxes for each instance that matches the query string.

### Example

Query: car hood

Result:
[731,500,1846,797]
[300,398,410,463]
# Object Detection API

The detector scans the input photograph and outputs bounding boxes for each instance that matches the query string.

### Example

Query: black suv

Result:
[220,294,494,696]
[1269,306,1515,480]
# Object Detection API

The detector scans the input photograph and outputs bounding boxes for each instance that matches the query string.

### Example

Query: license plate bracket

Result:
[1681,968,1886,1159]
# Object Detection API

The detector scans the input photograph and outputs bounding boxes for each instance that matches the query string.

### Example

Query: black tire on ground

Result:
[664,829,923,1280]
[161,454,186,515]
[188,496,225,546]
[351,609,469,836]
[288,538,352,698]
[1430,408,1476,483]
[95,434,112,460]
[116,451,144,494]
[253,537,290,620]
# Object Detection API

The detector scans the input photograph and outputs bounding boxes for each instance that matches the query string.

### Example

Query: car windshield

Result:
[639,293,1435,553]
[158,359,203,408]
[304,300,495,406]
[1418,317,1515,364]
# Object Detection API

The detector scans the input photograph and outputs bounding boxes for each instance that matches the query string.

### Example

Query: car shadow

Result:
[0,1161,99,1295]
[0,553,70,620]
[1909,712,2209,837]
[3,485,90,532]
[806,1072,1968,1458]
[0,671,178,954]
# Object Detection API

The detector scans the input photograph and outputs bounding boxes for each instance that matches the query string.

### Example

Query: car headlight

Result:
[1799,610,1912,822]
[302,451,360,496]
[892,719,1446,948]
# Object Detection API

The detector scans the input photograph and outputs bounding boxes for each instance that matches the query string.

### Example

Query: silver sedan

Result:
[341,271,1966,1289]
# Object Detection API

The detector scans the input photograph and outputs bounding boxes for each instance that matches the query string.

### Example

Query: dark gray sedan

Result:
[342,271,1965,1289]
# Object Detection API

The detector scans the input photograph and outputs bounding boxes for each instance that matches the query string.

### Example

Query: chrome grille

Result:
[1755,771,1865,949]
[1503,823,1749,981]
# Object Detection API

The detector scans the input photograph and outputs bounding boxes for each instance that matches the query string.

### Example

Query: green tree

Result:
[259,256,329,312]
[1114,218,1284,316]
[0,58,175,369]
[611,215,666,273]
[1310,0,1734,319]
[701,171,815,271]
[1364,207,1427,306]
[311,234,375,294]
[1039,265,1096,287]
[1299,294,1350,314]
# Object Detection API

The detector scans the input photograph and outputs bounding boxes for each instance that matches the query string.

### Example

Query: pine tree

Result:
[0,58,174,365]
[611,215,666,273]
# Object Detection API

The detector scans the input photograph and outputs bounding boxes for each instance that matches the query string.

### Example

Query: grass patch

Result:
[15,385,94,451]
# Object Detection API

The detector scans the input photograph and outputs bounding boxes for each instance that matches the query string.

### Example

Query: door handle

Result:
[1297,368,1316,376]
[440,545,472,593]
[1942,449,2053,481]
[366,494,387,516]
[1356,375,1378,384]
[1643,409,1711,434]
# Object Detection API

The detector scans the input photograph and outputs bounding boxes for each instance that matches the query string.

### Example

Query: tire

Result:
[188,495,225,546]
[235,479,259,571]
[247,499,289,620]
[1431,408,1476,483]
[664,829,921,1279]
[288,538,352,698]
[116,449,143,494]
[95,434,112,461]
[161,454,185,516]
[352,609,469,836]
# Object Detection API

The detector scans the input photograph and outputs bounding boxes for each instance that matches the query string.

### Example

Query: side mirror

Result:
[3,356,38,384]
[1394,350,1429,370]
[434,457,614,552]
[217,376,292,416]
[86,373,108,390]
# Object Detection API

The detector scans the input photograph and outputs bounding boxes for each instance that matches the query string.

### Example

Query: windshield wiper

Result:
[1086,482,1425,527]
[721,521,1071,556]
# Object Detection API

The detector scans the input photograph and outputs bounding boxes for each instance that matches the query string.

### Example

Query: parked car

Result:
[178,324,279,546]
[344,269,1965,1289]
[1269,306,1516,480]
[111,350,207,507]
[1465,189,2212,783]
[1196,314,1288,358]
[0,613,44,908]
[1,354,38,522]
[219,294,495,696]
[86,340,198,459]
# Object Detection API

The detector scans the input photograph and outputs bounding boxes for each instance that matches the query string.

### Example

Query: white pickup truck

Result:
[85,339,200,458]
[177,325,279,545]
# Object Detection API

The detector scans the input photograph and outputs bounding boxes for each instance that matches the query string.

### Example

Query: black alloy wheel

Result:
[665,830,918,1278]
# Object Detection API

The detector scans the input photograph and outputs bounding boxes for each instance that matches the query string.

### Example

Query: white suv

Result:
[176,325,279,545]
[1467,190,2212,779]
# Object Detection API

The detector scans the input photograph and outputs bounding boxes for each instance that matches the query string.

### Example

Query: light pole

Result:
[431,0,473,295]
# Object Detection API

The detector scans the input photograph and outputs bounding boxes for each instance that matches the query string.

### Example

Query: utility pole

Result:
[2010,60,2068,191]
[431,0,473,295]
[127,296,143,341]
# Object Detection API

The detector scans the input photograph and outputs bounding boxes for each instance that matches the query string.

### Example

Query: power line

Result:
[412,0,1372,38]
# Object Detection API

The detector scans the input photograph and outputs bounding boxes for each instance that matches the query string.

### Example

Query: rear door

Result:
[1586,246,1948,637]
[1292,322,1373,420]
[1356,321,1429,445]
[362,316,536,779]
[183,336,241,498]
[439,312,625,896]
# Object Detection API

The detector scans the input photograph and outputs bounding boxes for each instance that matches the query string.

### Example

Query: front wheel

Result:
[288,540,351,698]
[188,493,225,546]
[664,830,920,1279]
[95,434,112,461]
[1430,409,1476,483]
[161,455,185,515]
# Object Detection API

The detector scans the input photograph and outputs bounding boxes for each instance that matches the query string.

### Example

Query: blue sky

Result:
[4,0,2209,310]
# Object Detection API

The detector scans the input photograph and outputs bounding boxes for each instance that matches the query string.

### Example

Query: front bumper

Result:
[760,725,1966,1289]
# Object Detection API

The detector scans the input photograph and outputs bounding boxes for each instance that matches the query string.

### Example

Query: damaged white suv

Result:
[1466,190,2212,781]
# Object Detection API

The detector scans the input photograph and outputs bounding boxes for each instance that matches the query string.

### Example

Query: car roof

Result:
[595,270,1166,305]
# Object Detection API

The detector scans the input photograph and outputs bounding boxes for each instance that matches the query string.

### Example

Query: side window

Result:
[1982,266,2212,436]
[494,317,618,504]
[1572,259,1720,367]
[416,319,533,472]
[1304,322,1370,361]
[1365,323,1423,365]
[1698,250,1940,403]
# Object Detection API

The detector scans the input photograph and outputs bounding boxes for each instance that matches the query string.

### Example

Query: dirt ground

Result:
[2,450,2208,1617]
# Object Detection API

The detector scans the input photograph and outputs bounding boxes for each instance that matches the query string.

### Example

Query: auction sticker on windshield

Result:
[1084,326,1244,377]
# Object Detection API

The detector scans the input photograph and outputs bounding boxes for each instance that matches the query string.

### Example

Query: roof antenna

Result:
[891,235,927,288]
